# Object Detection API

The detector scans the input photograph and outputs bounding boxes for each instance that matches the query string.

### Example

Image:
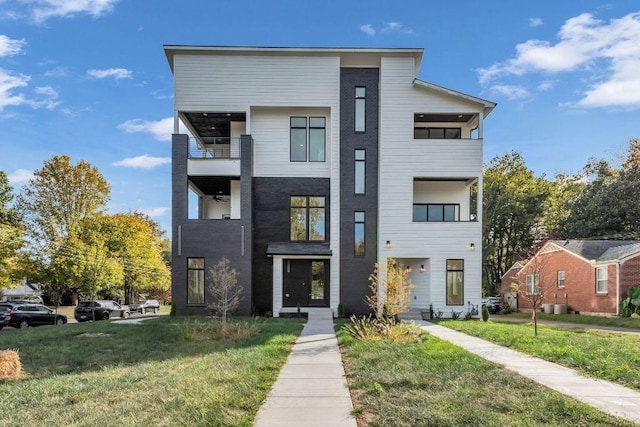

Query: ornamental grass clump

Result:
[0,350,22,381]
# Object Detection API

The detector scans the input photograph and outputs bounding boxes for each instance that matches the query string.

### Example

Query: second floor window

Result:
[355,149,365,194]
[414,127,461,139]
[413,204,460,222]
[355,87,365,132]
[290,196,326,241]
[290,117,326,162]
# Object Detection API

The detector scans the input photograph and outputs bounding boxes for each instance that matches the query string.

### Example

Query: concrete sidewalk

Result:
[417,321,640,425]
[254,309,357,427]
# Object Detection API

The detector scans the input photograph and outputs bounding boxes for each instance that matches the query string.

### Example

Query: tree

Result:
[512,252,556,336]
[483,151,551,296]
[366,257,414,319]
[543,173,586,236]
[0,172,23,288]
[207,257,242,332]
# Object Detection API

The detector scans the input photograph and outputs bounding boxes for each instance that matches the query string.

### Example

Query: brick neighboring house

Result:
[501,240,640,316]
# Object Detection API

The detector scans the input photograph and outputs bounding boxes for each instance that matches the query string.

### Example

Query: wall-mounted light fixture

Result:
[420,265,425,273]
[469,243,476,251]
[405,265,412,273]
[385,240,391,249]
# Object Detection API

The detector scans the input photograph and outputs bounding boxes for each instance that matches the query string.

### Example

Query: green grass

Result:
[501,312,640,329]
[440,319,640,391]
[0,317,302,426]
[338,328,632,426]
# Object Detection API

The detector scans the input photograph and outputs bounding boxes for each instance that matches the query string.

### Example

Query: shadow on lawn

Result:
[0,316,303,380]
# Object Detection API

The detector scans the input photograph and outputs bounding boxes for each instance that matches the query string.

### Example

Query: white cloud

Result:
[0,68,29,111]
[112,154,171,169]
[478,12,640,108]
[138,207,169,218]
[30,85,60,109]
[537,80,554,91]
[87,67,132,79]
[360,24,375,36]
[44,66,67,78]
[117,117,173,141]
[359,22,417,37]
[8,168,33,183]
[0,35,25,57]
[30,0,120,24]
[489,84,530,100]
[529,17,543,27]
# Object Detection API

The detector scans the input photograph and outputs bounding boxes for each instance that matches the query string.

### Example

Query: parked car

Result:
[482,297,502,314]
[74,300,131,322]
[0,306,9,330]
[128,299,160,314]
[0,302,67,329]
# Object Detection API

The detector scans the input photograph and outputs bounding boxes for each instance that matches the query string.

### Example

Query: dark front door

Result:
[283,259,329,307]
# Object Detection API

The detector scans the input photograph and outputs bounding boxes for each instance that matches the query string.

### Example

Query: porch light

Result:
[469,243,475,251]
[385,240,391,249]
[420,265,425,273]
[405,265,412,273]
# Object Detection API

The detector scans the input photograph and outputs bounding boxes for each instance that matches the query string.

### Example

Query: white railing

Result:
[188,137,241,159]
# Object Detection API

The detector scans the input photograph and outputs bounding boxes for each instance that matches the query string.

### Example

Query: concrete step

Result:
[307,307,334,320]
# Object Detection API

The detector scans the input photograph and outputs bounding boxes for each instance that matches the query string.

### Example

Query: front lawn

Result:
[440,319,640,391]
[338,328,631,426]
[0,317,302,426]
[501,312,640,329]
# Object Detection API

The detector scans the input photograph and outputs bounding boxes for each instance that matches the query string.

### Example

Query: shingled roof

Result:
[550,240,640,262]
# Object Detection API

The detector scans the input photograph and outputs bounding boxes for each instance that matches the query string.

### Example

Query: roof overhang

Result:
[413,79,496,118]
[266,242,332,257]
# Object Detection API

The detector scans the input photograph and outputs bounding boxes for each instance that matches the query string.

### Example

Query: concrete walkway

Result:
[417,320,640,425]
[254,309,357,427]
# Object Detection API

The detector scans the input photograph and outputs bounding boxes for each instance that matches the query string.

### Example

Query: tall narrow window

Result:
[355,149,365,194]
[309,117,326,162]
[596,267,608,293]
[290,117,307,162]
[354,211,365,256]
[557,271,565,288]
[187,258,205,304]
[446,259,464,305]
[526,274,540,294]
[290,196,326,241]
[355,87,366,132]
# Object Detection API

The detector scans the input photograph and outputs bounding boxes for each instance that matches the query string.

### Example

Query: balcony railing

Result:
[188,137,240,159]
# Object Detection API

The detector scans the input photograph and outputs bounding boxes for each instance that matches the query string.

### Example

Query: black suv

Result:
[74,300,130,322]
[0,302,67,329]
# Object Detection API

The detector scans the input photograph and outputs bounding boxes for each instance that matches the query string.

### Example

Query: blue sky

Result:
[1,1,639,233]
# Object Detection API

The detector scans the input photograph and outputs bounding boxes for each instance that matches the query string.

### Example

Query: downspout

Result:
[616,263,620,316]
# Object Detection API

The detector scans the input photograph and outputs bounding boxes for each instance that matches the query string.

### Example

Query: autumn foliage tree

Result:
[207,257,242,331]
[367,257,414,319]
[0,172,23,288]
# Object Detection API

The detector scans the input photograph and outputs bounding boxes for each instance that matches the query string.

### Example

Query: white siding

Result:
[378,56,484,313]
[251,107,332,178]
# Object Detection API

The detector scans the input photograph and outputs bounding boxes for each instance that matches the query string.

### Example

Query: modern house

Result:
[164,46,496,317]
[502,240,640,316]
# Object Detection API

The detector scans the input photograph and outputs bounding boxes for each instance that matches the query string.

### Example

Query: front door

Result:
[283,259,328,307]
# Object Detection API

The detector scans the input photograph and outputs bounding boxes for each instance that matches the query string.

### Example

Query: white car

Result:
[129,299,160,314]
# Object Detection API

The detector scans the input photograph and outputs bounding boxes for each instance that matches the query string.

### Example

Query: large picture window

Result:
[354,211,365,256]
[187,258,205,304]
[290,116,326,162]
[413,204,460,222]
[446,259,464,305]
[596,267,608,293]
[290,196,326,241]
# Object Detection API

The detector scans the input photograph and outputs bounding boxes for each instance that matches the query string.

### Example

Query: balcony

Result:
[189,137,241,159]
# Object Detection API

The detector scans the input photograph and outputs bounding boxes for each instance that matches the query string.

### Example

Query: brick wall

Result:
[514,249,617,315]
[620,254,640,299]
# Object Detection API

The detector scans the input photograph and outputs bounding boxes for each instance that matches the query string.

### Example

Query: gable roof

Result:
[413,79,496,118]
[549,240,640,263]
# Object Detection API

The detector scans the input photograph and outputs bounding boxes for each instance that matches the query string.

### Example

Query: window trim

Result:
[446,259,464,306]
[596,266,608,293]
[187,257,205,305]
[354,211,365,257]
[290,196,327,242]
[526,273,540,295]
[355,86,366,133]
[412,203,460,222]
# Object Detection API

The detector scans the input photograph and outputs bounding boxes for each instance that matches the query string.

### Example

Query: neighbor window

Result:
[354,211,365,256]
[413,204,460,222]
[414,127,461,139]
[355,149,365,194]
[355,87,366,132]
[187,258,205,304]
[596,267,608,293]
[526,274,540,295]
[557,271,565,288]
[446,259,464,305]
[290,116,326,162]
[290,196,326,241]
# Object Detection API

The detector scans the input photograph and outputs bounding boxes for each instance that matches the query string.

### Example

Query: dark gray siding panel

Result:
[252,177,330,314]
[171,134,253,316]
[340,68,379,315]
